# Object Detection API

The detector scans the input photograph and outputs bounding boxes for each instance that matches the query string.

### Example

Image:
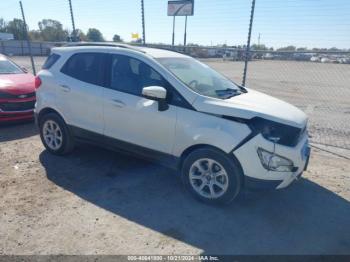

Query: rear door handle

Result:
[111,99,125,108]
[60,84,71,92]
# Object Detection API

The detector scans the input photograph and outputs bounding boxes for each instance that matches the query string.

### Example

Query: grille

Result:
[0,100,35,112]
[0,92,36,99]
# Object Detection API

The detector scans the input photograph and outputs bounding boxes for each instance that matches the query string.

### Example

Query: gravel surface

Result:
[0,122,350,255]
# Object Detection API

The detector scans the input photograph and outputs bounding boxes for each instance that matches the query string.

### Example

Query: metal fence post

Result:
[242,0,256,86]
[21,41,24,55]
[19,1,36,75]
[184,16,188,52]
[141,0,146,45]
[0,41,4,54]
[68,0,77,41]
[172,16,176,47]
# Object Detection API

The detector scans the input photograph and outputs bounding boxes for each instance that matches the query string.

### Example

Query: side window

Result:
[42,53,60,69]
[110,54,165,96]
[109,54,192,109]
[61,53,105,86]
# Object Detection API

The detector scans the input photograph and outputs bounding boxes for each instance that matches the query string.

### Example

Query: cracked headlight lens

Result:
[257,148,294,172]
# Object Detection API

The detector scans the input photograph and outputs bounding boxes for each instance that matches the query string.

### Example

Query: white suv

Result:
[35,43,310,204]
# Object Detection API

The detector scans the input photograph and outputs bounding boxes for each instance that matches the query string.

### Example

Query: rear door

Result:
[58,52,107,135]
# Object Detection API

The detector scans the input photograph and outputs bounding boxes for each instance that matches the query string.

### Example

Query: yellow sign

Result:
[131,33,139,39]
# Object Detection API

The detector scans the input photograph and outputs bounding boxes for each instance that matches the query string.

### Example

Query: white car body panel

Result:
[103,88,177,154]
[56,72,105,134]
[234,133,309,188]
[193,88,307,128]
[172,107,251,157]
[36,44,310,190]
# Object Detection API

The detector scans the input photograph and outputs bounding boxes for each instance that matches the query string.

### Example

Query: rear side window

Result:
[42,53,60,69]
[61,53,105,86]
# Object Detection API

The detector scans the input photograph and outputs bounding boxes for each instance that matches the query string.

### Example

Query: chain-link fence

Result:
[0,0,349,151]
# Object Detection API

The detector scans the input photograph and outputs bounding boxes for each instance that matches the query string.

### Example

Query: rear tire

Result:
[181,147,242,205]
[39,113,75,155]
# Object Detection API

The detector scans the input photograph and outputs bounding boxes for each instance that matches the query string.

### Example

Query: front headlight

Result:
[249,117,302,147]
[257,148,295,172]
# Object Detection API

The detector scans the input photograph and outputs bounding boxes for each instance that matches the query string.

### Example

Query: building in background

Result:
[0,33,14,41]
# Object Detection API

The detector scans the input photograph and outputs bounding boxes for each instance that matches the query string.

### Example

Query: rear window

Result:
[60,53,105,86]
[42,53,60,69]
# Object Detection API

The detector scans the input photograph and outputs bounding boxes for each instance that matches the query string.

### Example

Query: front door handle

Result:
[111,99,125,108]
[60,84,71,92]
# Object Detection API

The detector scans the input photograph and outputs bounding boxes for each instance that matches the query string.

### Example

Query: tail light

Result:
[34,76,42,89]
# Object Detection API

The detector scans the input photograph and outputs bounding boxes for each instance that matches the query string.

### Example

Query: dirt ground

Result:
[1,56,349,255]
[1,122,350,255]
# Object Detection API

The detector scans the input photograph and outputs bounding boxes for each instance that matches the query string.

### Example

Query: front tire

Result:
[181,148,242,205]
[39,113,75,155]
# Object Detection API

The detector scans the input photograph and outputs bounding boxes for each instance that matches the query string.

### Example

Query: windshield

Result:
[157,57,241,99]
[0,59,23,74]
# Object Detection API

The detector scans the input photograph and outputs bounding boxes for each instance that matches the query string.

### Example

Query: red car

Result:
[0,54,37,122]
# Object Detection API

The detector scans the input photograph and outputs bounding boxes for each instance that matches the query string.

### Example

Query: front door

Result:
[103,54,177,155]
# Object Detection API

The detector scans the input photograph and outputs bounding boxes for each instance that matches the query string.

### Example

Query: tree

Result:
[0,18,7,32]
[6,18,26,40]
[75,29,87,41]
[113,34,122,42]
[277,45,296,52]
[328,47,341,52]
[86,28,104,42]
[38,19,68,41]
[29,30,42,41]
[67,29,87,42]
[251,44,269,51]
[297,47,308,52]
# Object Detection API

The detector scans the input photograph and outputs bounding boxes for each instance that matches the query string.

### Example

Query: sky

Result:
[1,0,349,49]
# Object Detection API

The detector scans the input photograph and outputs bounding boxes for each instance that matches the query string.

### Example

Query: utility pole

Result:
[19,1,36,75]
[242,0,256,86]
[258,33,261,46]
[68,0,76,41]
[141,0,146,45]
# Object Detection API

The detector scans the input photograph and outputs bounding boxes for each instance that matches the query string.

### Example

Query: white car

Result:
[35,43,310,204]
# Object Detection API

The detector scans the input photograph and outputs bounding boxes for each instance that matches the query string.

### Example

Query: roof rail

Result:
[63,42,145,53]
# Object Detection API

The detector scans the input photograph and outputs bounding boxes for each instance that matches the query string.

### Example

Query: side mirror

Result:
[142,86,169,111]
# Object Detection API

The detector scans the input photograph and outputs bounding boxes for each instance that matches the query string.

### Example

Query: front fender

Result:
[172,108,251,157]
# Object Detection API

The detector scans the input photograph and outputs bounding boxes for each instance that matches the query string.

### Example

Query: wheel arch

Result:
[37,107,66,125]
[179,144,244,184]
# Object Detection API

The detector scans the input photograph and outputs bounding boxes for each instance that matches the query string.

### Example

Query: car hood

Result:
[0,73,35,94]
[193,88,308,128]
